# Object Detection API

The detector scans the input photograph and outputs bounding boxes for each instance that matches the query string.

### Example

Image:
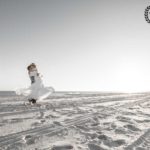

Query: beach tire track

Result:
[0,93,149,149]
[0,94,148,117]
[0,113,97,148]
[116,95,150,110]
[124,128,150,150]
[0,93,147,149]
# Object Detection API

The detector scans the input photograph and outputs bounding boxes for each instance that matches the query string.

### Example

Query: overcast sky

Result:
[0,0,150,92]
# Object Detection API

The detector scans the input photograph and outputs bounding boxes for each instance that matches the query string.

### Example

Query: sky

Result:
[0,0,150,92]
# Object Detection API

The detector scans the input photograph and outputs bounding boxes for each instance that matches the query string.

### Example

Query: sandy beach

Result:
[0,91,150,150]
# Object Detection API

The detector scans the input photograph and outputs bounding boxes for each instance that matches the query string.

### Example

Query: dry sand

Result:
[0,92,150,150]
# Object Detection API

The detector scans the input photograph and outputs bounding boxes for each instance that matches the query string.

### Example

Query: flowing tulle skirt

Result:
[16,77,54,101]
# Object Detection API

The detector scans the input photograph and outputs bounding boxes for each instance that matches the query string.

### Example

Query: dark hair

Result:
[27,63,36,70]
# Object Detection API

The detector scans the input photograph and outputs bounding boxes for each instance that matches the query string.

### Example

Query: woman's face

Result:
[30,65,36,71]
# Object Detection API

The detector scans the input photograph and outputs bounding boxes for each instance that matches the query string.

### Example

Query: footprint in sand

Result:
[88,143,107,150]
[135,119,150,123]
[53,121,63,126]
[52,143,74,150]
[97,134,125,148]
[40,119,46,123]
[136,147,147,150]
[8,118,23,124]
[31,121,41,127]
[103,139,126,148]
[23,135,39,145]
[98,134,110,141]
[116,116,135,124]
[115,127,127,134]
[124,124,141,132]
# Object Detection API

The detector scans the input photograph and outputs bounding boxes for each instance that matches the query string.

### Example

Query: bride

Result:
[16,63,54,104]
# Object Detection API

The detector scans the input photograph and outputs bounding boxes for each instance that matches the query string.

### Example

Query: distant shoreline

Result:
[0,91,150,96]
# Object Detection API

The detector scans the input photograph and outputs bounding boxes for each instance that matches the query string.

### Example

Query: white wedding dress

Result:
[16,70,54,101]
